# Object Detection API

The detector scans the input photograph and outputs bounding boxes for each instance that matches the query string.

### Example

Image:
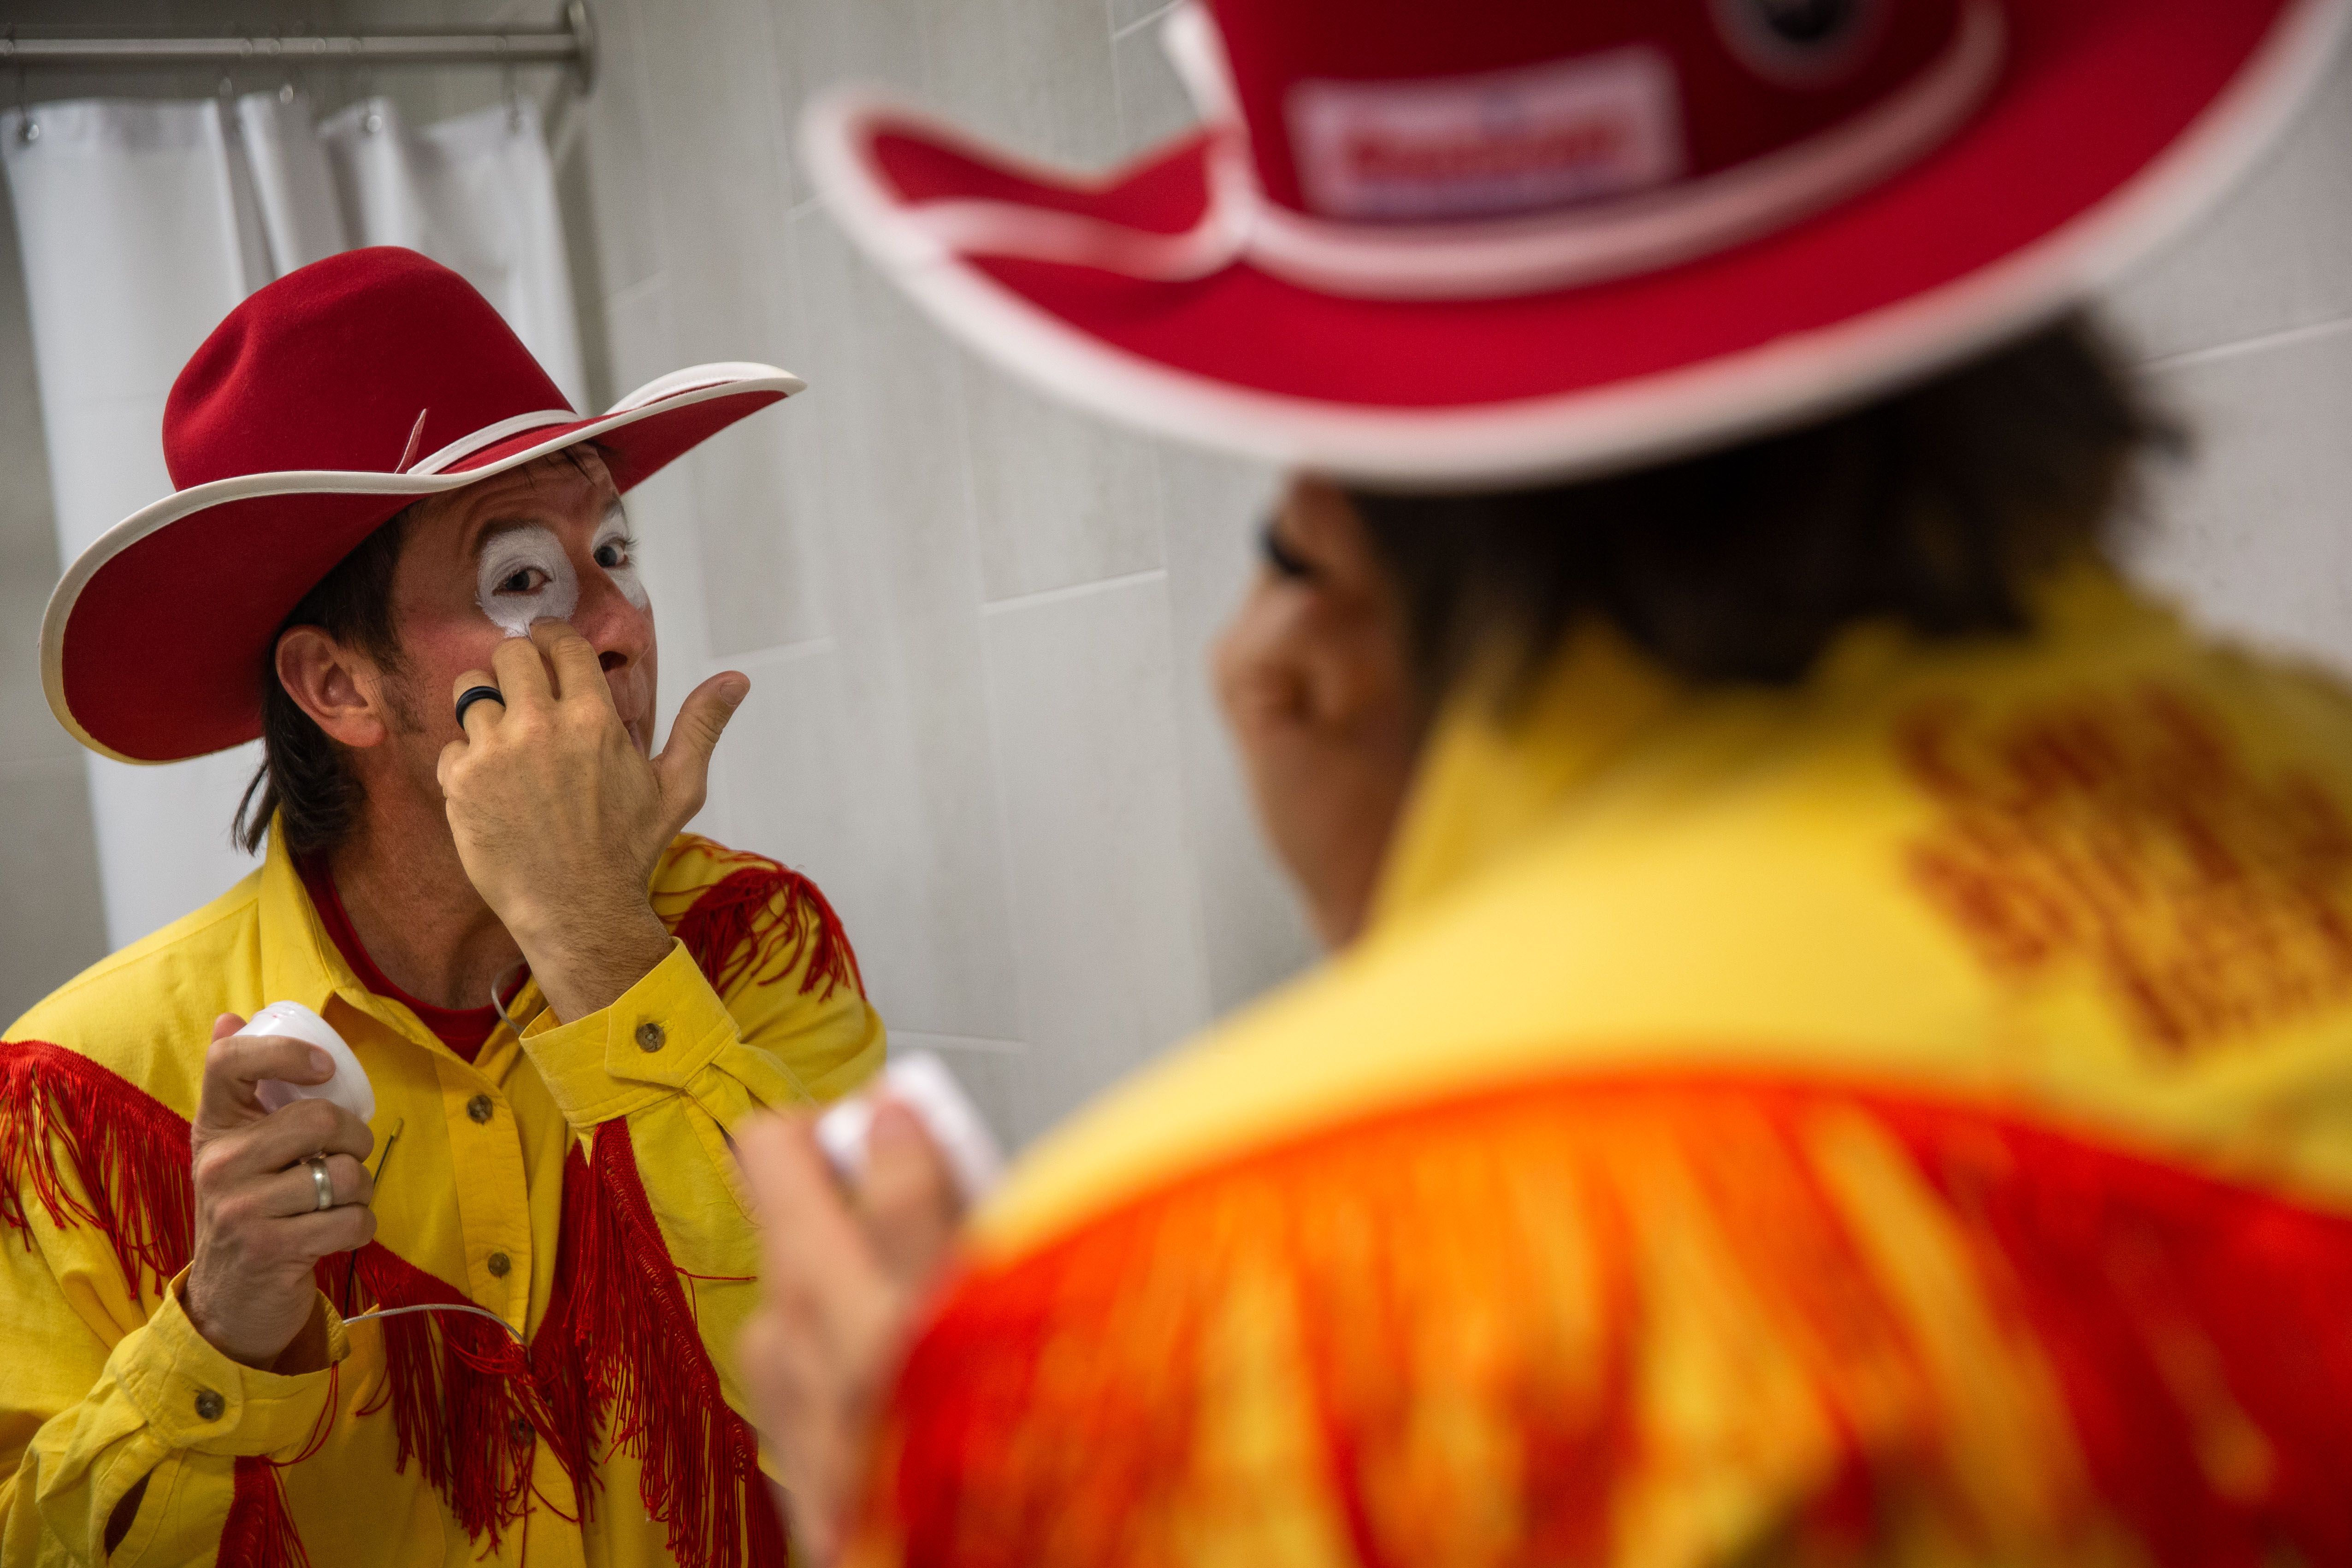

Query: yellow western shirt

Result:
[850,569,2352,1567]
[0,829,883,1567]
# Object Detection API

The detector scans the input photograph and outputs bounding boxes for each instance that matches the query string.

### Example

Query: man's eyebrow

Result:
[471,518,549,557]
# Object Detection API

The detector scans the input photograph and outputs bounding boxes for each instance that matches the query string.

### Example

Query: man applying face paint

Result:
[3,252,880,1567]
[474,504,650,641]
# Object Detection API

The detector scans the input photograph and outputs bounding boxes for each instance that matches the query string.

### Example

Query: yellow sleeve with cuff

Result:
[517,927,881,1409]
[2,1144,346,1567]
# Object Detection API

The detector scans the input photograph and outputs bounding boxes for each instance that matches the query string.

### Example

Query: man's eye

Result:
[595,541,631,569]
[496,568,549,594]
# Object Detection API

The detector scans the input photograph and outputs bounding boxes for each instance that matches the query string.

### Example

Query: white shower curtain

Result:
[1,91,585,950]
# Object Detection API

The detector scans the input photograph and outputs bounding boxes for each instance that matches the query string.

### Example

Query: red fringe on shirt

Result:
[223,1458,307,1568]
[0,1039,781,1568]
[537,1123,789,1568]
[334,1243,550,1549]
[0,1042,191,1296]
[665,839,864,1003]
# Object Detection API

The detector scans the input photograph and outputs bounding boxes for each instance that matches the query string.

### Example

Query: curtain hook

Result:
[277,17,301,105]
[355,36,378,136]
[261,29,291,104]
[9,26,35,144]
[502,38,523,133]
[218,18,248,101]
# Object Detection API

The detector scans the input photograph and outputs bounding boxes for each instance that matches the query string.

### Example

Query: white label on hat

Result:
[1287,47,1685,222]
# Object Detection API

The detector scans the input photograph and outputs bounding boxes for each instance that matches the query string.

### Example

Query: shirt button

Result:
[634,1021,665,1053]
[194,1390,225,1421]
[466,1094,494,1124]
[486,1251,512,1278]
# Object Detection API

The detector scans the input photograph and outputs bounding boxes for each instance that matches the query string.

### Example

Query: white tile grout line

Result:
[708,635,837,675]
[2146,312,2352,373]
[603,271,666,314]
[953,349,1042,1051]
[890,1030,1030,1055]
[980,567,1169,617]
[1112,1,1181,41]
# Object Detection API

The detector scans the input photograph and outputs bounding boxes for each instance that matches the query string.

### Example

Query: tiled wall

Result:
[2104,43,2352,675]
[0,193,106,1024]
[1,4,2347,1149]
[566,0,1310,1148]
[568,4,2352,1149]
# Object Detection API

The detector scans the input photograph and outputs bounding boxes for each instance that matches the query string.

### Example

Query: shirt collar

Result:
[1369,619,1684,935]
[253,820,534,1056]
[1365,559,2171,938]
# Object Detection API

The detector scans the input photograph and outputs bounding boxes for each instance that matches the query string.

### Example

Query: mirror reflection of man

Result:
[736,0,2352,1561]
[0,248,881,1565]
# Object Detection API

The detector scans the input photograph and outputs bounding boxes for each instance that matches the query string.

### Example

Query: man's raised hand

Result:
[437,620,750,1022]
[733,1105,962,1563]
[185,1013,377,1369]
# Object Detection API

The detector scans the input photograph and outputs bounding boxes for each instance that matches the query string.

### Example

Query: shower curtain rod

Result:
[0,2,596,91]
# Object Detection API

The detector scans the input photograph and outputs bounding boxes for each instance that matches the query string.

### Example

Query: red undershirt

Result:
[296,856,520,1063]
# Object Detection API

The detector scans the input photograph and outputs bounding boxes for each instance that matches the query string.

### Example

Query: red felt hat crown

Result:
[44,247,804,764]
[164,247,579,490]
[802,0,2346,483]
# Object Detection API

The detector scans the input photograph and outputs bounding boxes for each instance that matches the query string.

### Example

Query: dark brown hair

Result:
[1350,316,2171,705]
[232,510,412,858]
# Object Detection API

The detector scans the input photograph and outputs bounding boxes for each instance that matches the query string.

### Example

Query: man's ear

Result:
[275,626,394,749]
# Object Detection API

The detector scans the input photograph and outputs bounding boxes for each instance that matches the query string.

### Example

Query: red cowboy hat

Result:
[802,0,2345,485]
[42,247,803,764]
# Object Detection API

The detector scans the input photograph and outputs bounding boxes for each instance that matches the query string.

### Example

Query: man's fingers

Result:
[259,1152,375,1218]
[451,669,505,739]
[652,673,749,823]
[859,1102,961,1291]
[735,1113,873,1294]
[200,1033,332,1124]
[532,620,615,711]
[274,1202,379,1260]
[490,632,556,712]
[208,1100,375,1183]
[212,1013,244,1044]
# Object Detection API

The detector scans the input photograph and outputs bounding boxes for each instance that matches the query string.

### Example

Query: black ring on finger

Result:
[454,685,505,730]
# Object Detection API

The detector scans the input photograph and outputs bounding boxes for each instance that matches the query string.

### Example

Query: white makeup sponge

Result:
[815,1051,1004,1203]
[242,1000,376,1124]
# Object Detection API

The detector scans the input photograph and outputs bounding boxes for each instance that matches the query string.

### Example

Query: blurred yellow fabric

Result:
[857,568,2352,1568]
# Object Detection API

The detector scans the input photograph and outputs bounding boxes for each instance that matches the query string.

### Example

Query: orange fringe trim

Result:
[662,840,863,1003]
[868,1077,2352,1568]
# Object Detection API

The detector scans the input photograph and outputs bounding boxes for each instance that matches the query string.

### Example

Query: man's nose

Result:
[573,564,651,670]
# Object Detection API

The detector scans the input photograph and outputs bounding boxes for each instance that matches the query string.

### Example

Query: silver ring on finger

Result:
[306,1153,334,1212]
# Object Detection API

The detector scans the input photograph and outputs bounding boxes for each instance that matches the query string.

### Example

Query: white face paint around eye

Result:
[592,506,650,613]
[475,523,580,639]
